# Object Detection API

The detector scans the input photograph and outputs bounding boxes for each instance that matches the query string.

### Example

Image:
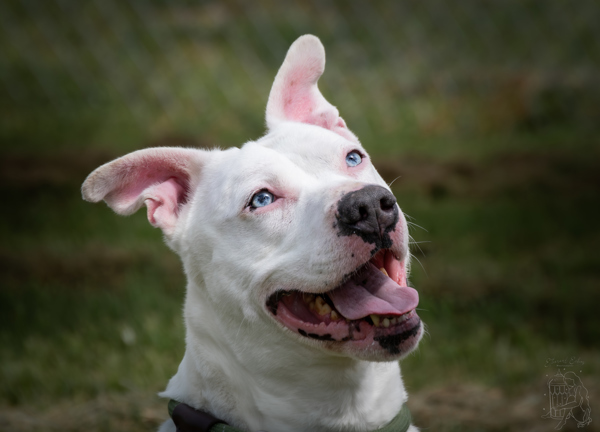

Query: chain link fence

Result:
[1,0,598,149]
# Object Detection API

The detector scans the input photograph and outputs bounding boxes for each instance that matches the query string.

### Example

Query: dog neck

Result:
[160,282,407,432]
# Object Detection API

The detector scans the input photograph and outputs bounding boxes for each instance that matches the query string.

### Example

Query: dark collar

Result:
[168,399,412,432]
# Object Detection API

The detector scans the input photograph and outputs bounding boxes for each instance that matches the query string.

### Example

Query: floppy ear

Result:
[266,34,357,142]
[82,147,206,237]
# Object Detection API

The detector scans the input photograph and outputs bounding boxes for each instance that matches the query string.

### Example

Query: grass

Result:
[2,1,600,431]
[394,145,600,369]
[2,131,599,431]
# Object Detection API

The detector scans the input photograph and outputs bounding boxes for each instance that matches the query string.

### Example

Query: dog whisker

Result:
[407,221,428,232]
[387,175,402,187]
[411,255,427,276]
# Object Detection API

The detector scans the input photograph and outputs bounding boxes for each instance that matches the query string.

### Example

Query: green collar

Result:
[372,403,412,432]
[168,399,412,432]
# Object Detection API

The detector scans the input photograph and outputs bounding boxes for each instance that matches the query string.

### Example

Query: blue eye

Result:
[346,151,362,167]
[251,191,274,208]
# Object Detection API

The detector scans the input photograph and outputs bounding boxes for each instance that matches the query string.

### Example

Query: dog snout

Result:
[336,186,399,245]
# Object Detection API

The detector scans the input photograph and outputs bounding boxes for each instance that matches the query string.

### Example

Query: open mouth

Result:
[266,249,421,356]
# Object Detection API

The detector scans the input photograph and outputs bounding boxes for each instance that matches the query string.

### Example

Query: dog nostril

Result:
[358,205,369,220]
[380,197,395,211]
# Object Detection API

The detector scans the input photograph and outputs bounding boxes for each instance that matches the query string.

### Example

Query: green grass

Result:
[2,1,600,431]
[393,143,600,383]
[2,131,598,406]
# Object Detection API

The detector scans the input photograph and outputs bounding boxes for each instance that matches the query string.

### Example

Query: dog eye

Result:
[250,190,274,208]
[345,151,362,167]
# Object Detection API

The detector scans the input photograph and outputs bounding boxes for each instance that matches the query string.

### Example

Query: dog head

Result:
[83,35,422,363]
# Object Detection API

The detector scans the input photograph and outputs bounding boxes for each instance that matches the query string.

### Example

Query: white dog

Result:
[83,35,423,432]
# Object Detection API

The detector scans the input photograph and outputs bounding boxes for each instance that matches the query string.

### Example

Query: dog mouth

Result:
[266,249,421,356]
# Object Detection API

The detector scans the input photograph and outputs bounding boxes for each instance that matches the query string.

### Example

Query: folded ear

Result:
[266,34,357,142]
[82,147,207,237]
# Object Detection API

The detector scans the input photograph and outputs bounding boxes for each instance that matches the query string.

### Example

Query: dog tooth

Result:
[314,296,331,315]
[319,304,332,315]
[382,318,390,328]
[330,310,339,321]
[309,301,316,311]
[390,317,398,325]
[379,267,389,277]
[370,314,380,327]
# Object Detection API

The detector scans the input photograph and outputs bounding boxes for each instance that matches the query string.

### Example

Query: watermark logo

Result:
[542,358,592,429]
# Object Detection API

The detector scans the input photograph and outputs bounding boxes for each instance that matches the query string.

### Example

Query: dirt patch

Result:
[0,392,167,432]
[375,152,600,201]
[2,141,597,203]
[409,382,599,432]
[0,150,117,188]
[0,135,211,188]
[1,383,597,432]
[0,245,183,290]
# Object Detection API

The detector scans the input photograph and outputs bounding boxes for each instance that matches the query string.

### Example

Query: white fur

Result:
[83,35,421,432]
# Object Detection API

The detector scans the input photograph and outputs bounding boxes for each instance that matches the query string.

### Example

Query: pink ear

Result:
[82,147,206,236]
[266,35,357,142]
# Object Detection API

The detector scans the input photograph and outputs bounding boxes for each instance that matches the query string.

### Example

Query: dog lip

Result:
[265,248,405,303]
[339,247,405,288]
[265,249,420,356]
[265,248,409,314]
[273,296,422,355]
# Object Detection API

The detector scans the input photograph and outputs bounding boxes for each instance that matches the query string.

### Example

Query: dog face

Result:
[83,35,422,363]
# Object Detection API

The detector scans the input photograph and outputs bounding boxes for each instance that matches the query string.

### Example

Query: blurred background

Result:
[1,1,599,431]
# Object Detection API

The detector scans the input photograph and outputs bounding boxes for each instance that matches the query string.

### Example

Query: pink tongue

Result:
[328,263,419,320]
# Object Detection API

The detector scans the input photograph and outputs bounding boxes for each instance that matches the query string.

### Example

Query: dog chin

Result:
[266,248,422,360]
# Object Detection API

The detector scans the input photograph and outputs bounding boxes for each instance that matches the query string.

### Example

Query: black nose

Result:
[336,185,399,248]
